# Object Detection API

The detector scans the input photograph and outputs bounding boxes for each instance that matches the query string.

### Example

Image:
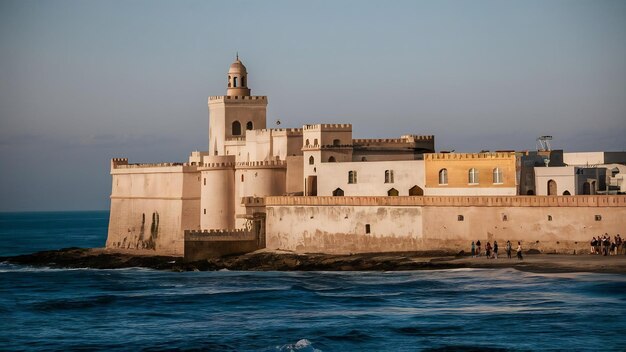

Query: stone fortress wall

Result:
[265,195,626,254]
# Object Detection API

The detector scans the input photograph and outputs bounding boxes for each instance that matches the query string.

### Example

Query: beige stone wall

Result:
[534,166,576,195]
[424,153,517,195]
[265,196,626,254]
[107,164,201,255]
[208,96,267,156]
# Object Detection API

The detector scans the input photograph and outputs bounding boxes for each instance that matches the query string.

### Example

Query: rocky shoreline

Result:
[3,247,626,273]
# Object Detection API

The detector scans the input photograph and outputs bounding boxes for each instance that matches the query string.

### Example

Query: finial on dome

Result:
[236,52,239,61]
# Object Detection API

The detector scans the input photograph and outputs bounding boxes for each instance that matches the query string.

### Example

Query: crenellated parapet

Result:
[241,196,266,206]
[208,95,268,104]
[199,161,237,170]
[303,123,352,132]
[236,160,287,169]
[425,152,515,160]
[302,144,353,150]
[184,228,256,242]
[265,195,626,207]
[271,128,303,136]
[353,135,435,145]
[111,158,129,168]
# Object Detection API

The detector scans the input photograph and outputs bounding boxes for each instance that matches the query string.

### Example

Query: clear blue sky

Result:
[1,0,625,211]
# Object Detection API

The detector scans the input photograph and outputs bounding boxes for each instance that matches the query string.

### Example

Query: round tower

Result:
[227,54,251,96]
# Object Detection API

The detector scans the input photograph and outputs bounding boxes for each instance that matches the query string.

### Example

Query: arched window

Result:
[309,156,314,165]
[232,121,241,135]
[241,76,246,87]
[492,168,503,184]
[387,188,399,196]
[547,179,557,195]
[409,185,423,196]
[314,138,319,146]
[348,171,357,184]
[328,156,336,162]
[439,169,448,185]
[228,75,231,87]
[305,139,310,146]
[468,168,479,184]
[333,139,340,146]
[233,76,238,87]
[384,170,394,183]
[332,188,344,196]
[241,174,244,182]
[246,121,253,130]
[563,190,571,195]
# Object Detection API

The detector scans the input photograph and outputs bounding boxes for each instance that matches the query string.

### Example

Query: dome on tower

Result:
[229,57,247,74]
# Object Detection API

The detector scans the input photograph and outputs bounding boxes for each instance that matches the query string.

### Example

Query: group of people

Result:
[590,234,623,256]
[471,240,523,260]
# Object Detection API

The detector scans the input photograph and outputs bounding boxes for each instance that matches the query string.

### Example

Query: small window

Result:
[365,224,371,234]
[241,174,244,182]
[458,215,464,221]
[439,169,448,185]
[493,167,503,184]
[348,171,357,184]
[203,178,206,186]
[232,121,241,136]
[314,138,319,146]
[384,170,394,183]
[333,188,344,196]
[233,76,238,87]
[468,168,479,184]
[241,76,246,87]
[328,156,336,162]
[595,215,602,221]
[203,209,206,215]
[361,157,367,161]
[387,188,399,196]
[548,215,552,221]
[246,121,253,130]
[502,215,508,221]
[309,156,314,165]
[305,139,310,146]
[333,139,340,146]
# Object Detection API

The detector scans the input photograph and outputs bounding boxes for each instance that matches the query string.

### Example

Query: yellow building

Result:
[424,152,517,195]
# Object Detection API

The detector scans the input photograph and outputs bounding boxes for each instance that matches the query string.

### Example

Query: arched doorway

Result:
[332,188,344,196]
[328,156,336,162]
[409,185,423,196]
[563,190,571,195]
[547,180,557,195]
[387,188,399,196]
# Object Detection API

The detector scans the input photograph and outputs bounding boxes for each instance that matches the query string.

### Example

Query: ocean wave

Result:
[272,339,322,352]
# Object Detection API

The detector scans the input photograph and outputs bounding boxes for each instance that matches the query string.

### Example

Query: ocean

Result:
[1,211,625,351]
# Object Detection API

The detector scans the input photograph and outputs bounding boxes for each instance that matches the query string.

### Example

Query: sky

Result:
[0,0,625,211]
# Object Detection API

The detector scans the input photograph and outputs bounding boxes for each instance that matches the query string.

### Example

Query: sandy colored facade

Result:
[265,196,626,254]
[106,57,626,258]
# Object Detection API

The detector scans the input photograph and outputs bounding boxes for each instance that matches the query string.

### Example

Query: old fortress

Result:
[106,57,626,260]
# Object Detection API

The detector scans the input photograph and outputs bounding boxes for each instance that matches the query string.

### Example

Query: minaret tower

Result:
[208,55,267,155]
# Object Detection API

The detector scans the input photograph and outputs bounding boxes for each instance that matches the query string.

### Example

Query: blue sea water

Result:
[1,212,626,351]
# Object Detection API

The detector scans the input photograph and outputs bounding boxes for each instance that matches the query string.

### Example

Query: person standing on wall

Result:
[476,240,482,257]
[516,242,523,260]
[471,241,476,258]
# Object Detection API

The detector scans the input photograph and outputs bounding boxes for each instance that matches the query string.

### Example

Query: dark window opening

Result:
[232,121,242,136]
[246,121,253,130]
[365,224,371,234]
[458,215,464,221]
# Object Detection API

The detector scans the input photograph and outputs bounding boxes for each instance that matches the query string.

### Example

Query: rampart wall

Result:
[184,229,259,261]
[265,196,626,254]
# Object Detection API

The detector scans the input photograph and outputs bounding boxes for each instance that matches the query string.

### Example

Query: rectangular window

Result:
[365,224,371,234]
[458,215,464,221]
[595,215,602,221]
[548,215,552,221]
[203,209,206,215]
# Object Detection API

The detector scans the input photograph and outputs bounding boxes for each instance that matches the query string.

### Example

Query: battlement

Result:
[111,158,129,167]
[225,137,246,142]
[241,196,266,206]
[303,123,352,131]
[266,195,626,207]
[236,160,287,168]
[199,161,236,169]
[184,228,256,242]
[271,128,303,135]
[353,135,434,145]
[425,152,515,160]
[302,144,353,150]
[208,95,268,104]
